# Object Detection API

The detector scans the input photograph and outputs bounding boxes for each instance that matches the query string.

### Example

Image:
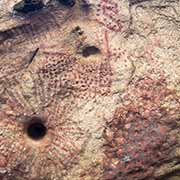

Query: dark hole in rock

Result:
[26,117,47,140]
[13,0,44,14]
[57,0,76,7]
[82,46,101,57]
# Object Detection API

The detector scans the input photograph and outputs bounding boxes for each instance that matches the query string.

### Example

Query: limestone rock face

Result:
[0,0,179,180]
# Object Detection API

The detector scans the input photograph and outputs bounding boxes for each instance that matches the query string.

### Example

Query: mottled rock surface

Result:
[0,0,179,180]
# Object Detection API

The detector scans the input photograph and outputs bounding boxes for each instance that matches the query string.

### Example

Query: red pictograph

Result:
[96,0,123,32]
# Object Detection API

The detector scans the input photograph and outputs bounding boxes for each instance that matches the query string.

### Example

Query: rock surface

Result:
[0,0,179,180]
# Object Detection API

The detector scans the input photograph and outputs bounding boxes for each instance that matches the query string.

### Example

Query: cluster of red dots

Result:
[37,51,113,100]
[95,0,123,32]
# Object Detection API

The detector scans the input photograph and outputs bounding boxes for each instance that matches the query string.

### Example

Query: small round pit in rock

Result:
[26,117,47,140]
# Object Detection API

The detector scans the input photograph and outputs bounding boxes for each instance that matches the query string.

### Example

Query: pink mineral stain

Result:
[103,75,180,180]
[0,154,7,168]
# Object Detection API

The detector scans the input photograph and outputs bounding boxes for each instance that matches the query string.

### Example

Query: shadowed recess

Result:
[26,117,47,140]
[58,0,76,7]
[13,0,44,14]
[82,45,101,57]
[80,0,91,12]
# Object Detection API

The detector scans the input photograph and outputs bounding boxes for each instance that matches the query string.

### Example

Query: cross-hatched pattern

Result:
[0,49,112,180]
[0,95,88,180]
